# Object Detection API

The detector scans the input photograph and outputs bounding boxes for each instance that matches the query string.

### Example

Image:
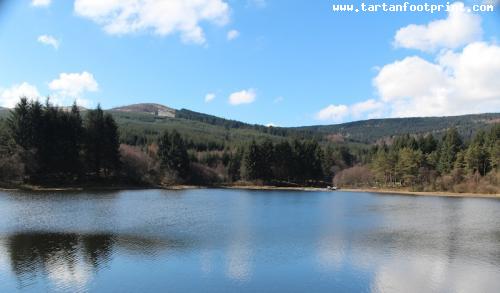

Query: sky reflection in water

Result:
[0,189,499,292]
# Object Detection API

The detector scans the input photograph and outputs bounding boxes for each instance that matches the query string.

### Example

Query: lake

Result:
[0,189,499,292]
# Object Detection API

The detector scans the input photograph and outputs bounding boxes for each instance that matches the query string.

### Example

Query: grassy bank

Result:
[340,188,500,199]
[1,181,499,198]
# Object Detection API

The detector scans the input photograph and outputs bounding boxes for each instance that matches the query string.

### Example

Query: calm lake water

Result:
[0,189,499,292]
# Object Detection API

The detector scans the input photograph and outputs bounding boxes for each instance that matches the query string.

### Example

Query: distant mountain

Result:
[295,113,500,143]
[110,103,175,118]
[110,104,500,146]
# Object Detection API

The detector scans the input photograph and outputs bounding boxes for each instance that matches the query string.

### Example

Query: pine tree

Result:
[372,148,391,185]
[158,130,190,180]
[228,147,243,182]
[465,142,489,176]
[486,124,500,172]
[417,134,437,154]
[102,114,121,176]
[272,141,294,181]
[396,148,423,187]
[7,97,32,150]
[259,140,274,180]
[244,140,262,180]
[437,128,463,174]
[84,105,105,176]
[83,105,120,177]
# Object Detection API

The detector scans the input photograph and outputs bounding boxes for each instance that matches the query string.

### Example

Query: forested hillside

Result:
[295,114,500,143]
[0,100,498,193]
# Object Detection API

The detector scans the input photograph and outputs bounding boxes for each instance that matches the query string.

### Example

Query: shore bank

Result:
[222,186,499,198]
[340,188,500,199]
[1,184,498,199]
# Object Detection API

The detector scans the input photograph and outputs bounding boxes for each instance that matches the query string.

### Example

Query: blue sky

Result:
[0,0,499,126]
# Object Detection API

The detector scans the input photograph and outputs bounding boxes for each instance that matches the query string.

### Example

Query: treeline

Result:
[335,127,499,193]
[0,98,120,184]
[0,98,498,194]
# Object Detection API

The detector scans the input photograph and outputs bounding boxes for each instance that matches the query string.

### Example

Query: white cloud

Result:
[351,99,384,119]
[394,2,482,52]
[316,3,499,124]
[31,0,51,7]
[319,41,500,123]
[49,71,98,100]
[74,0,230,44]
[374,42,500,117]
[227,30,240,41]
[0,82,40,108]
[37,35,60,50]
[316,100,385,123]
[229,89,256,105]
[266,123,277,127]
[316,104,349,122]
[205,93,216,102]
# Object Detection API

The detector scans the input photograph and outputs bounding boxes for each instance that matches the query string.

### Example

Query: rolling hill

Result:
[295,113,500,143]
[111,103,175,118]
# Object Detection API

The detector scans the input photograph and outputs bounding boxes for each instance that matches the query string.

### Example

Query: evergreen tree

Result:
[259,140,274,180]
[7,97,32,150]
[66,102,84,176]
[272,141,294,181]
[227,148,243,182]
[452,151,466,183]
[396,148,423,186]
[244,140,263,180]
[102,114,121,175]
[372,148,391,185]
[84,105,121,177]
[437,128,463,174]
[158,130,190,179]
[293,140,324,182]
[486,124,500,171]
[418,134,438,154]
[84,105,105,176]
[465,142,489,176]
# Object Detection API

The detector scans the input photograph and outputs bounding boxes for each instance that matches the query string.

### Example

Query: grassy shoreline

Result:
[339,188,500,198]
[1,183,498,198]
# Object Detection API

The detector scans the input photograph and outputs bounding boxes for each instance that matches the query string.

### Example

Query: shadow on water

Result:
[2,231,191,290]
[5,233,114,289]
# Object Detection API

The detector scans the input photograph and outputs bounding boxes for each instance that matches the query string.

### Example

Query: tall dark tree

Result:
[84,105,105,176]
[465,130,490,176]
[7,97,32,150]
[101,114,121,175]
[227,147,244,182]
[292,139,324,182]
[66,102,84,176]
[437,128,463,174]
[84,105,120,177]
[244,140,262,180]
[158,130,190,179]
[417,134,438,154]
[259,139,274,180]
[272,141,294,181]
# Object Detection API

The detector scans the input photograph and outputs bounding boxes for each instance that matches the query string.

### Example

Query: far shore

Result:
[339,188,500,199]
[1,184,498,199]
[224,186,500,198]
